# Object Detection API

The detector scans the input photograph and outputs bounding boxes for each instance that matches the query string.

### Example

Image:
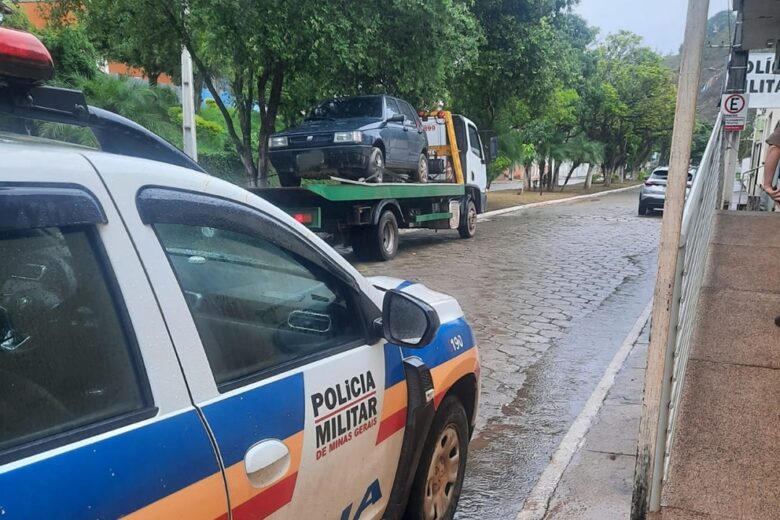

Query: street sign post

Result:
[721,93,748,132]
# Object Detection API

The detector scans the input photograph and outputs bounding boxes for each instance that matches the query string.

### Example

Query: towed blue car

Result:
[269,95,429,186]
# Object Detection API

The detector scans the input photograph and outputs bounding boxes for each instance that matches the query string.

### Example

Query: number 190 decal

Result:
[449,335,464,351]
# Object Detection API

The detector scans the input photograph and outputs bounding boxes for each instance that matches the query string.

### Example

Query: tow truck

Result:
[254,111,495,261]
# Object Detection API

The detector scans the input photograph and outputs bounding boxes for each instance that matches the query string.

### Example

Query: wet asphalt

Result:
[355,189,661,519]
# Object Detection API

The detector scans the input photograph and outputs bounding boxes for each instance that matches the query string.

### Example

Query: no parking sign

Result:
[721,93,748,132]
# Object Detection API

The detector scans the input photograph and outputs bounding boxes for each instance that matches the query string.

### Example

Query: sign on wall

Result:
[746,52,780,108]
[721,93,748,131]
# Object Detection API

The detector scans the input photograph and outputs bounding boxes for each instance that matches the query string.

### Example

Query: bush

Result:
[488,155,512,184]
[39,25,101,82]
[198,151,246,184]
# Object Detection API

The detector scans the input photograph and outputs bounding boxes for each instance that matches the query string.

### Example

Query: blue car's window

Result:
[309,96,383,119]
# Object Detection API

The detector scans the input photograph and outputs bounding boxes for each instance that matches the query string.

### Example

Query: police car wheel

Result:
[406,396,469,520]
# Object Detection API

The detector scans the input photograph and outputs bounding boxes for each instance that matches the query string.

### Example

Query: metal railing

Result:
[650,114,724,507]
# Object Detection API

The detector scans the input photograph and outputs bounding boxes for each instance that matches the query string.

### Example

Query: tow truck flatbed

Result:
[296,179,465,201]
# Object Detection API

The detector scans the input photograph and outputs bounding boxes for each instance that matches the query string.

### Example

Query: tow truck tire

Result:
[405,396,469,520]
[458,198,477,239]
[366,147,385,183]
[278,171,301,187]
[370,210,399,261]
[416,153,429,183]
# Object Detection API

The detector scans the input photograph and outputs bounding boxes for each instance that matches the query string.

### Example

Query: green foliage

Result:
[77,74,182,145]
[39,24,101,82]
[198,151,246,183]
[2,4,35,31]
[488,156,512,184]
[53,0,181,83]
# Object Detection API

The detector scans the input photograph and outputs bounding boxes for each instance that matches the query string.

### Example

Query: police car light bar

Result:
[0,27,54,83]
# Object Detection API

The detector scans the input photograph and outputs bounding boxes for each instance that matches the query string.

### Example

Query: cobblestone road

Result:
[355,189,661,518]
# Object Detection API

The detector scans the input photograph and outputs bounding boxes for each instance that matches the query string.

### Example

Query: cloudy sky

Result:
[575,0,729,55]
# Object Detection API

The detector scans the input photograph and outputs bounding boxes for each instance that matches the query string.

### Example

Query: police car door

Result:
[104,168,407,519]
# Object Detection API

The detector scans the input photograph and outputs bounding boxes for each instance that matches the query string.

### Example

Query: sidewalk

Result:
[542,321,649,519]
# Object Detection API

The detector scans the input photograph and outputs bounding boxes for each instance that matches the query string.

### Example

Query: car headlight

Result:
[269,136,288,148]
[333,131,362,144]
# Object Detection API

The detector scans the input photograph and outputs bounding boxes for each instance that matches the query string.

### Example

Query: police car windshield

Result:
[307,97,383,120]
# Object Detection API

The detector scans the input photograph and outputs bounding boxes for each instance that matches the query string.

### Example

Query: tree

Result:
[149,0,480,186]
[579,33,676,185]
[52,0,182,85]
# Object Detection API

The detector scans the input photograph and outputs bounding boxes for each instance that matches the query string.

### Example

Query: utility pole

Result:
[631,0,710,518]
[181,46,197,161]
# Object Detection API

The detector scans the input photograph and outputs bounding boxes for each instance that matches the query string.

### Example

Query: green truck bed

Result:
[304,182,465,201]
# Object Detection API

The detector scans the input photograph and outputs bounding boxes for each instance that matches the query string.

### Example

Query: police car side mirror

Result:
[380,289,440,348]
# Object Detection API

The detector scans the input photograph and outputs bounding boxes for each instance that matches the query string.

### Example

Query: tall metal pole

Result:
[720,130,740,209]
[632,0,710,517]
[181,46,197,161]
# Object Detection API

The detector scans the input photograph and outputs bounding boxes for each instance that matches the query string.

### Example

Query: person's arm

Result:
[763,132,780,203]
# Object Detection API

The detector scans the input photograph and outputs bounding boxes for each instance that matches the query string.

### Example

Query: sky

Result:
[575,0,728,55]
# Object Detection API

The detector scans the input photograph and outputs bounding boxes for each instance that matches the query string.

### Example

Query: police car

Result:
[0,28,480,519]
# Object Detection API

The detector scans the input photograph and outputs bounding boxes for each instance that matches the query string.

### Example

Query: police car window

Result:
[468,124,483,159]
[0,226,147,457]
[154,223,365,388]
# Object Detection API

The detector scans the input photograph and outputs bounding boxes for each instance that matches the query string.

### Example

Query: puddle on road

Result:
[455,254,655,519]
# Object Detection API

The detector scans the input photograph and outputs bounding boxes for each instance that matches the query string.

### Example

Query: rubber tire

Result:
[368,210,399,261]
[416,153,429,183]
[278,171,301,187]
[458,198,477,239]
[366,147,385,183]
[638,201,647,216]
[405,396,470,520]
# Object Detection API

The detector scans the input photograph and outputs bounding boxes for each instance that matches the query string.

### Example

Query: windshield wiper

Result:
[304,116,336,121]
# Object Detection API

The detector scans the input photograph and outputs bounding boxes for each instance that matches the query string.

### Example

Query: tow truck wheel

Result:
[406,396,469,520]
[458,198,477,239]
[416,154,429,183]
[370,210,399,261]
[366,147,385,183]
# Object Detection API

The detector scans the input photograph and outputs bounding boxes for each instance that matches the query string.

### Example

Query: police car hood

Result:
[368,276,464,324]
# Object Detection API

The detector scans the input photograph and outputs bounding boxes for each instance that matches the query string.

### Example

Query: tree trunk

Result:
[561,161,582,191]
[193,72,204,114]
[552,161,562,191]
[257,65,285,187]
[604,164,613,187]
[584,164,595,190]
[147,72,160,87]
[619,164,626,184]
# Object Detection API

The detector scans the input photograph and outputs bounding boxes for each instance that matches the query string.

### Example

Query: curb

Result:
[516,300,653,520]
[480,184,641,220]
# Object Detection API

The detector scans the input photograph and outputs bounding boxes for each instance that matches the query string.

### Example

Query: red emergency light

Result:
[0,27,54,83]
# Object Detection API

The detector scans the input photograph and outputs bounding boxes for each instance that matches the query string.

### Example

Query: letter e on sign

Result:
[721,93,749,132]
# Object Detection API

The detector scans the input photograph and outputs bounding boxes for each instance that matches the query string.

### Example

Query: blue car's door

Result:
[398,99,426,168]
[383,97,408,170]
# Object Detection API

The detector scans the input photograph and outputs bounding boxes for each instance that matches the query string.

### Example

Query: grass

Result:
[486,181,642,211]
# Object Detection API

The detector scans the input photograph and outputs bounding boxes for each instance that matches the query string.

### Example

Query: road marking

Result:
[481,184,641,220]
[516,299,653,520]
